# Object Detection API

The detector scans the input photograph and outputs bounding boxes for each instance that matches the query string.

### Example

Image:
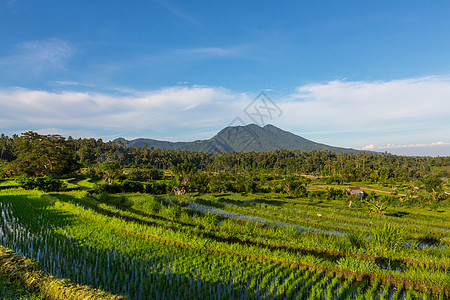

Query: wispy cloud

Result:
[362,142,450,156]
[174,46,242,57]
[0,38,75,74]
[153,0,198,25]
[7,0,17,8]
[362,142,450,150]
[171,44,260,61]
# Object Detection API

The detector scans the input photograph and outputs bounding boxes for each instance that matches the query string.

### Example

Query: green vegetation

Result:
[0,244,123,299]
[0,184,448,299]
[0,131,449,299]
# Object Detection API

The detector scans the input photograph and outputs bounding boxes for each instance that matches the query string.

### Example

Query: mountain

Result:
[114,124,362,154]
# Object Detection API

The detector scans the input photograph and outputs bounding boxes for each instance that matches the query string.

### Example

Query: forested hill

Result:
[114,124,362,154]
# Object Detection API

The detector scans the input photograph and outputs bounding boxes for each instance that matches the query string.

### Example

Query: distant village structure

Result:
[346,186,365,197]
[346,186,366,208]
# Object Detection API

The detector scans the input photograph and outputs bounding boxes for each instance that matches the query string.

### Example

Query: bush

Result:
[145,182,169,195]
[121,179,144,193]
[91,180,169,195]
[92,182,123,194]
[16,176,66,192]
[326,187,345,200]
[128,168,163,181]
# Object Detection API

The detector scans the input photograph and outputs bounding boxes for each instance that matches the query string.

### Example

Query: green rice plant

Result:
[309,272,333,300]
[336,276,355,300]
[325,275,341,300]
[417,233,442,246]
[162,203,182,219]
[390,283,404,300]
[346,231,366,249]
[275,268,305,297]
[147,198,163,213]
[423,288,432,300]
[379,283,392,300]
[0,245,123,300]
[285,269,312,299]
[202,212,220,229]
[371,223,405,250]
[365,278,382,300]
[296,270,324,299]
[336,256,379,272]
[355,278,369,300]
[1,188,449,299]
[404,284,416,300]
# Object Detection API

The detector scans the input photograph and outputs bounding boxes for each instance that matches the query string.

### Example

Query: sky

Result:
[0,0,449,156]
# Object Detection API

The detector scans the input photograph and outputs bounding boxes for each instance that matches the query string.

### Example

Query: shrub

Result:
[16,176,66,192]
[128,168,163,181]
[92,182,123,194]
[326,187,345,200]
[121,179,144,193]
[145,182,169,195]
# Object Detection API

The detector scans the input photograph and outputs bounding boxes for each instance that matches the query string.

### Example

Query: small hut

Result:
[346,186,364,197]
[346,187,366,208]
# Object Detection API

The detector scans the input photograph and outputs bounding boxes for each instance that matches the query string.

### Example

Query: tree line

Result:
[1,132,448,182]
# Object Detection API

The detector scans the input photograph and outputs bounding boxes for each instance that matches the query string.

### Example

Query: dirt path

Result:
[361,187,407,197]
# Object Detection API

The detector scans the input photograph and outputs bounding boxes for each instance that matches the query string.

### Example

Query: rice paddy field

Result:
[0,182,449,299]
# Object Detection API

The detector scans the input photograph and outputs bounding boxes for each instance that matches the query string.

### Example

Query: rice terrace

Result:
[0,131,448,299]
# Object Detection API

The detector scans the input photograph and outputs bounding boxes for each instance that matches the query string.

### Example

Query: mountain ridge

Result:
[114,124,363,154]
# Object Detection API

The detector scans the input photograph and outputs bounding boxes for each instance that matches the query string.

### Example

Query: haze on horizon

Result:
[0,1,449,156]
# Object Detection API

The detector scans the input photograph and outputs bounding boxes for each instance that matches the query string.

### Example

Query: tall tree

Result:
[2,131,75,177]
[98,161,122,184]
[171,162,197,195]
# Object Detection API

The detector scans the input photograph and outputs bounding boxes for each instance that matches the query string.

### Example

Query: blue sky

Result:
[0,0,449,156]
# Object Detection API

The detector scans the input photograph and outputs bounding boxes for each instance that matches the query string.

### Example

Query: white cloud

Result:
[0,86,250,140]
[0,76,449,154]
[362,144,375,150]
[0,38,74,73]
[276,76,450,147]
